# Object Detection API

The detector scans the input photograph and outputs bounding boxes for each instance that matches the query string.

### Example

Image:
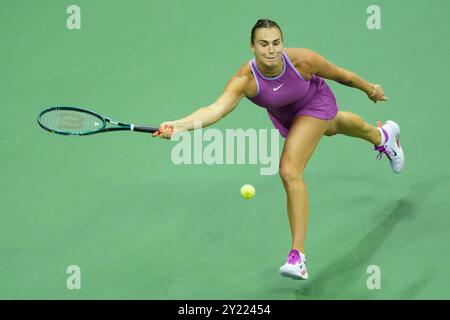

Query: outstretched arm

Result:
[300,49,388,103]
[153,75,249,139]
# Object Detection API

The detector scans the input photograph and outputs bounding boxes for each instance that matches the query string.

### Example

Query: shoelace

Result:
[374,121,393,161]
[374,145,393,161]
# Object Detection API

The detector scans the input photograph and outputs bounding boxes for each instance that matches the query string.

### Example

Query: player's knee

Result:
[324,120,338,136]
[279,161,304,185]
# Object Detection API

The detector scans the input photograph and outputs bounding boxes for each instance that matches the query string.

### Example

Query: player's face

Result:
[251,28,284,68]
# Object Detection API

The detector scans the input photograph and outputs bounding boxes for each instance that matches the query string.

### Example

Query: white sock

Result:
[377,127,386,146]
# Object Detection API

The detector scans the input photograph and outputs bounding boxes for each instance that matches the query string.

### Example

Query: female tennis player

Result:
[153,19,404,280]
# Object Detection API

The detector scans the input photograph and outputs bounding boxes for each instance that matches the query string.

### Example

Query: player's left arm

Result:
[301,49,387,103]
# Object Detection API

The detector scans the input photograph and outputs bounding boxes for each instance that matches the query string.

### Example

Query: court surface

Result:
[1,0,450,299]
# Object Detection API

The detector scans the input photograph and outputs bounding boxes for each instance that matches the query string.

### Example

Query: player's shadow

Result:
[294,198,417,299]
[398,275,431,300]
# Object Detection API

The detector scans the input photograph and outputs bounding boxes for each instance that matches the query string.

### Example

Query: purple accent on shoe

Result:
[380,127,389,144]
[287,249,301,265]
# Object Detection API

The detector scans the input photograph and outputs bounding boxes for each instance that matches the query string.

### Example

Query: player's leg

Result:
[323,111,381,144]
[278,115,329,280]
[324,111,404,173]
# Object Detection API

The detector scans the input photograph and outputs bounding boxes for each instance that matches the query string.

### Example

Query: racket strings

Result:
[40,109,104,133]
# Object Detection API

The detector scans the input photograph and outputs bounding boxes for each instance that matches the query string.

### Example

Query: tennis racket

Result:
[37,106,159,136]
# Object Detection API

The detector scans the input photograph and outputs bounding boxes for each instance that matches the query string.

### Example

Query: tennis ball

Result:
[240,184,255,199]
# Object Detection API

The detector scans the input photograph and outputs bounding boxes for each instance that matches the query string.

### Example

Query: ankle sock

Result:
[376,127,387,146]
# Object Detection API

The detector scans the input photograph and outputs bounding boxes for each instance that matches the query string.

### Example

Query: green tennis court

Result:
[1,0,449,299]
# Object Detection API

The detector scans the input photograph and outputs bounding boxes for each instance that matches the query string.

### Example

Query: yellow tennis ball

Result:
[240,184,255,199]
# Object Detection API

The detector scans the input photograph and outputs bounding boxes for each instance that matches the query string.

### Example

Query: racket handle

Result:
[132,125,159,133]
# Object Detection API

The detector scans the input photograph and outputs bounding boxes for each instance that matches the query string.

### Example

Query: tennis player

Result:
[153,19,404,280]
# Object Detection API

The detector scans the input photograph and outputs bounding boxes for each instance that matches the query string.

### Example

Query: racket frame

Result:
[37,106,158,136]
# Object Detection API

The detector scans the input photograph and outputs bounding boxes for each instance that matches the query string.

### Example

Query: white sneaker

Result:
[374,120,405,173]
[279,249,308,280]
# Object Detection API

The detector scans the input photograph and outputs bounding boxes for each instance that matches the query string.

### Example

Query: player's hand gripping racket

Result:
[37,106,158,136]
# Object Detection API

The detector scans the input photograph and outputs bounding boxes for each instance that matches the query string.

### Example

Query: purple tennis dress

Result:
[247,51,339,137]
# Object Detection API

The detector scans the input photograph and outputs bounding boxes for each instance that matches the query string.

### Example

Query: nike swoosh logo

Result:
[273,84,284,92]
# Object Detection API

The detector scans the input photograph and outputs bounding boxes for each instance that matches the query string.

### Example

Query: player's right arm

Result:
[153,73,251,139]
